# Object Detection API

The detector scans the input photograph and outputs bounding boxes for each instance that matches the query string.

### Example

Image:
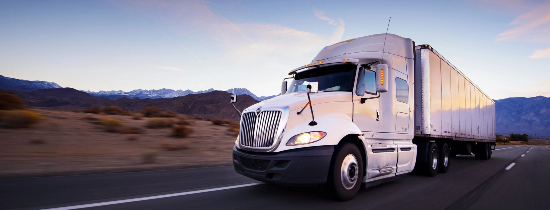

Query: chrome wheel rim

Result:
[341,154,359,190]
[444,147,449,167]
[431,148,438,170]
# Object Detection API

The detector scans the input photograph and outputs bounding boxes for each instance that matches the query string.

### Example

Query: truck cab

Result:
[233,34,417,200]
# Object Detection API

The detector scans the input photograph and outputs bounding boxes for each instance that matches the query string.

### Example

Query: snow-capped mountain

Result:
[0,75,62,91]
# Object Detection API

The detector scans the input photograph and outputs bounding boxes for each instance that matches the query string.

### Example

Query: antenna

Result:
[381,17,391,61]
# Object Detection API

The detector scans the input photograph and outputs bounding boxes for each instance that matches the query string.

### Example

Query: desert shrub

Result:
[83,107,102,114]
[142,106,162,117]
[496,135,509,143]
[119,126,144,134]
[211,118,226,125]
[72,110,80,113]
[160,140,190,151]
[145,118,174,128]
[194,116,203,120]
[0,92,26,110]
[0,110,42,128]
[172,125,193,138]
[100,118,124,132]
[142,150,157,164]
[159,111,177,118]
[132,113,143,120]
[127,134,139,141]
[30,139,45,144]
[103,106,128,115]
[510,133,529,142]
[228,121,240,136]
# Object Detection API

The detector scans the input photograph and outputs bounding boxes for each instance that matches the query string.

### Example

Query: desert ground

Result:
[0,108,238,177]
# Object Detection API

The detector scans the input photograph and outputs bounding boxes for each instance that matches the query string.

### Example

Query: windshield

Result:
[286,64,356,94]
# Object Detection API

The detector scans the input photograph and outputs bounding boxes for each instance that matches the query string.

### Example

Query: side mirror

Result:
[307,82,318,93]
[281,81,287,95]
[355,67,366,96]
[376,64,388,92]
[230,94,237,103]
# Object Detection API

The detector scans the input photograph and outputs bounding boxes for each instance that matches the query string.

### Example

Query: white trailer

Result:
[231,33,495,200]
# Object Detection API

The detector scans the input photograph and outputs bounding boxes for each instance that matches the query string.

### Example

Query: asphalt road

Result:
[1,145,549,210]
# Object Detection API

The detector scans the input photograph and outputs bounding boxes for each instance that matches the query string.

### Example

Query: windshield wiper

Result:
[296,84,317,126]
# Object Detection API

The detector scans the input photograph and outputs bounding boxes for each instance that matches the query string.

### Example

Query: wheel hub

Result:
[432,148,438,170]
[341,154,359,190]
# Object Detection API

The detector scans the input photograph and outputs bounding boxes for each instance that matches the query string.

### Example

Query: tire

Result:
[425,142,439,177]
[475,143,489,160]
[438,142,450,173]
[328,143,364,201]
[487,143,493,159]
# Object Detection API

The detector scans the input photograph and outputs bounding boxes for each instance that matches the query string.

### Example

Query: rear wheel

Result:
[438,142,450,173]
[475,142,489,160]
[426,143,439,176]
[328,143,364,201]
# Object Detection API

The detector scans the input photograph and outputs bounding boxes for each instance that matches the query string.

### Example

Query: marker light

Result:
[286,131,327,146]
[343,58,350,61]
[311,62,316,65]
[380,68,384,85]
[318,61,323,64]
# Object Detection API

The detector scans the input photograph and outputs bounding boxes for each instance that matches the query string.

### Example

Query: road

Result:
[1,145,549,210]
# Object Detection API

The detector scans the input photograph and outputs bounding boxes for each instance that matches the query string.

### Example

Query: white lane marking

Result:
[521,154,525,157]
[40,183,260,210]
[505,163,516,170]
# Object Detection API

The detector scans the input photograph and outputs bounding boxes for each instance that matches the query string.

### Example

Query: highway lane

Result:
[1,145,545,210]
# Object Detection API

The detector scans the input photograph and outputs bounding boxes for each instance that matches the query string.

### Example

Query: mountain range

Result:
[1,74,549,137]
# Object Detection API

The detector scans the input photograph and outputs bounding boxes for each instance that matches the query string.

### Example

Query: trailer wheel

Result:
[424,142,439,177]
[488,145,492,159]
[475,143,489,160]
[328,143,363,201]
[438,142,450,173]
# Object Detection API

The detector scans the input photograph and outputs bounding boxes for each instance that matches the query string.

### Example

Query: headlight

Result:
[286,132,327,146]
[235,135,239,147]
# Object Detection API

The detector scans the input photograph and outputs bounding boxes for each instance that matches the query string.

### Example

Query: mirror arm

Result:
[361,92,381,104]
[231,103,242,116]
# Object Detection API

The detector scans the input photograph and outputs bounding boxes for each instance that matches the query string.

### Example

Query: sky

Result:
[0,0,549,99]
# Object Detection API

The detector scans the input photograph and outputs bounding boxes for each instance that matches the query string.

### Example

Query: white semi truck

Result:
[231,33,496,200]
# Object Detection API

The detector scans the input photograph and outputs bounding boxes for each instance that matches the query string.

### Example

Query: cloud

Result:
[152,66,185,72]
[533,80,550,87]
[496,4,550,43]
[530,47,550,59]
[313,8,345,45]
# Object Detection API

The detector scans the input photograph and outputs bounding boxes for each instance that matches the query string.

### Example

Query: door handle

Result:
[376,109,380,121]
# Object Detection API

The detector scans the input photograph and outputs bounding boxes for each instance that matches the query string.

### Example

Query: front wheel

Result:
[328,143,364,201]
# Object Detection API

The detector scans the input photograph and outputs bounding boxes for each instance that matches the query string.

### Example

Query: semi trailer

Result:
[231,33,496,200]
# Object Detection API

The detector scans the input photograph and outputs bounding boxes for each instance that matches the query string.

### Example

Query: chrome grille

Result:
[239,111,282,148]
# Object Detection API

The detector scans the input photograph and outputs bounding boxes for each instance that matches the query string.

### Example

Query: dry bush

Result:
[172,125,193,138]
[100,118,124,132]
[159,111,177,118]
[127,134,139,141]
[119,126,144,134]
[30,139,45,144]
[142,106,162,117]
[142,150,157,164]
[160,140,190,151]
[0,92,26,110]
[103,106,128,115]
[145,118,174,128]
[0,110,42,128]
[194,116,203,120]
[228,121,240,136]
[211,118,226,125]
[72,110,80,113]
[83,107,102,114]
[132,113,142,120]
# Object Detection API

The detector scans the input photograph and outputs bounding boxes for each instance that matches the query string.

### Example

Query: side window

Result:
[396,78,408,104]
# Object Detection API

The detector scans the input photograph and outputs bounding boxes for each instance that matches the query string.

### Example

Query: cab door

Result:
[353,66,379,135]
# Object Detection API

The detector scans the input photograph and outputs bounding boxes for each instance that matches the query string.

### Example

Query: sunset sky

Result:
[1,0,549,99]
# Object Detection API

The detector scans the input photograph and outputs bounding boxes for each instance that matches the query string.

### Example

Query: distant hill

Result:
[495,96,550,137]
[0,75,61,91]
[0,74,275,101]
[14,88,257,121]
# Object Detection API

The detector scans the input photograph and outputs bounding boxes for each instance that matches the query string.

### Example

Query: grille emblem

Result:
[256,107,261,115]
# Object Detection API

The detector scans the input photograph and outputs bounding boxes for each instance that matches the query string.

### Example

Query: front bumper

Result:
[233,146,334,185]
